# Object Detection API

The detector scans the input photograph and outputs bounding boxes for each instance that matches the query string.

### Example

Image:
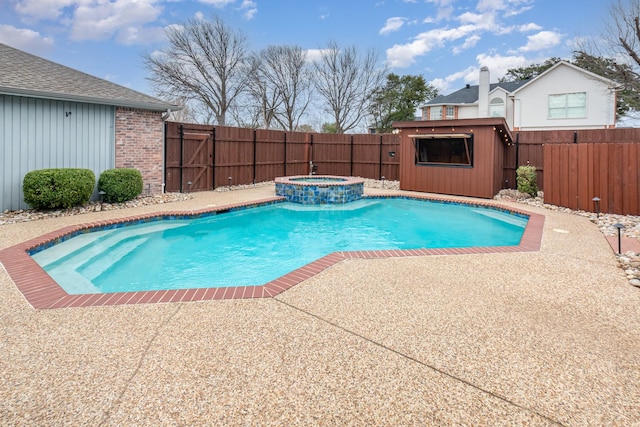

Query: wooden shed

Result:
[394,118,513,199]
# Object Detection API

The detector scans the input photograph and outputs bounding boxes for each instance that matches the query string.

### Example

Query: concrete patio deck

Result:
[1,186,639,426]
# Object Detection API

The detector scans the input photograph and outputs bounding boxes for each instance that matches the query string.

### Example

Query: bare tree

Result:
[245,54,282,129]
[145,15,250,125]
[245,45,312,131]
[606,0,640,67]
[576,0,640,117]
[264,45,313,131]
[312,40,387,133]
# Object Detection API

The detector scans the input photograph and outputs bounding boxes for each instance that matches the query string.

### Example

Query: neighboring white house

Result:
[421,61,618,131]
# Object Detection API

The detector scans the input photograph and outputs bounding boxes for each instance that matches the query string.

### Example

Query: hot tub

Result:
[275,175,364,204]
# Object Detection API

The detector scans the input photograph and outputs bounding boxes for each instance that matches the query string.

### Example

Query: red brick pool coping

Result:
[0,195,544,310]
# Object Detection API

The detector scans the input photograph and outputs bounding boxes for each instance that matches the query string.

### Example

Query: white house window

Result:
[430,106,442,120]
[489,97,504,117]
[548,92,587,119]
[445,106,455,119]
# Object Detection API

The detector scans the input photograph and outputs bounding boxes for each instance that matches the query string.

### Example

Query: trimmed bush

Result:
[98,168,143,203]
[516,164,538,197]
[23,168,95,210]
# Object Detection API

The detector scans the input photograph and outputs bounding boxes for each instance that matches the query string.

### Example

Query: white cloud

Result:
[433,53,536,93]
[458,12,484,25]
[0,25,55,54]
[421,0,455,21]
[116,25,167,45]
[476,52,531,80]
[386,24,479,67]
[386,0,552,69]
[304,48,329,63]
[194,11,205,21]
[239,0,257,20]
[380,17,406,35]
[430,66,475,93]
[14,0,75,21]
[475,0,534,17]
[519,30,562,52]
[453,34,481,54]
[243,8,257,20]
[13,0,173,45]
[504,5,533,17]
[198,0,235,7]
[518,23,542,32]
[69,0,163,42]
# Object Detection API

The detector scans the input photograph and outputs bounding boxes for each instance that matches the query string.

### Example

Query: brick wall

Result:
[114,107,164,195]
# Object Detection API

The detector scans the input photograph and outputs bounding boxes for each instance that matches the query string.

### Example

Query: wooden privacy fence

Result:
[543,143,640,215]
[165,122,400,193]
[504,128,640,197]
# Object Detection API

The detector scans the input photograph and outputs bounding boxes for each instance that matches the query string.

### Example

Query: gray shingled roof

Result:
[0,43,178,111]
[425,81,529,106]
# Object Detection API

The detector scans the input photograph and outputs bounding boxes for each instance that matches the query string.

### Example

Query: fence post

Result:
[211,126,216,189]
[350,135,354,176]
[283,132,287,177]
[253,129,257,184]
[308,133,314,175]
[179,123,184,193]
[379,135,384,180]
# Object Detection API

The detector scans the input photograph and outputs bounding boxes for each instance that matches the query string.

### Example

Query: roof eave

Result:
[0,87,180,111]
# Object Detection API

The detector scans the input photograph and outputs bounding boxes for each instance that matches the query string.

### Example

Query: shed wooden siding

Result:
[544,143,640,215]
[398,124,508,199]
[0,95,114,211]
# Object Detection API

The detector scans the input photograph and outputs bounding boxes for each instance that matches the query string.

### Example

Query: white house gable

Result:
[511,62,617,131]
[420,61,617,131]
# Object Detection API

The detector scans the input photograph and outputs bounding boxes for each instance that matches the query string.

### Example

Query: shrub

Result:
[23,168,95,210]
[516,164,538,197]
[98,168,143,203]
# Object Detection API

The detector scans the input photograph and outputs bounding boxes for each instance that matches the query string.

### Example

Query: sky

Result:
[0,0,612,99]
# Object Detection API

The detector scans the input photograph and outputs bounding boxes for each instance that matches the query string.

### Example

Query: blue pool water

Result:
[32,198,528,294]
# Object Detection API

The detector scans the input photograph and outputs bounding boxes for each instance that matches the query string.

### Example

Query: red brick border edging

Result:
[0,195,544,309]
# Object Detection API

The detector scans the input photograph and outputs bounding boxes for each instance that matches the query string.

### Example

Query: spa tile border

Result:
[0,194,544,309]
[275,175,364,204]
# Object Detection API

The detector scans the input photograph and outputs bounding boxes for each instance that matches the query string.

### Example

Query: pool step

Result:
[33,222,188,267]
[79,236,150,280]
[44,236,150,293]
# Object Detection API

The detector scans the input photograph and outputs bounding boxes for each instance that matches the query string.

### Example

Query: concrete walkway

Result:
[1,186,639,426]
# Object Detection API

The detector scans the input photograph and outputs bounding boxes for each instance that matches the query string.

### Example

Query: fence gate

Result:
[165,122,215,193]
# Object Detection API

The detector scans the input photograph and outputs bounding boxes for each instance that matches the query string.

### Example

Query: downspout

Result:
[161,109,172,194]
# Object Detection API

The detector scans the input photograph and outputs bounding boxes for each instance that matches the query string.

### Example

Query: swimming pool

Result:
[30,197,528,295]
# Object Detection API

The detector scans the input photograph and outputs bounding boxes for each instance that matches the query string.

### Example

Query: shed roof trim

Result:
[409,133,472,138]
